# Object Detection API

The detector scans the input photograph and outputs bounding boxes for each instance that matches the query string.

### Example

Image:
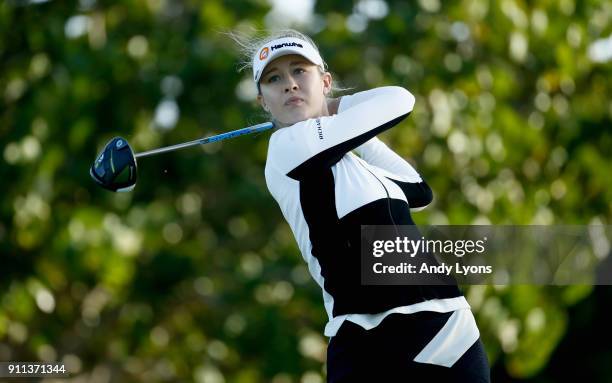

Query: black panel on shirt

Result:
[299,175,462,316]
[386,179,434,209]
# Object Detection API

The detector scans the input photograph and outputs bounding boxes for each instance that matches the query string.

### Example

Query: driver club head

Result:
[90,137,138,192]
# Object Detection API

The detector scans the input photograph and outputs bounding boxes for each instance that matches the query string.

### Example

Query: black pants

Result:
[327,311,491,382]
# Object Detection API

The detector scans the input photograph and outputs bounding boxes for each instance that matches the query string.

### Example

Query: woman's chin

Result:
[284,112,315,125]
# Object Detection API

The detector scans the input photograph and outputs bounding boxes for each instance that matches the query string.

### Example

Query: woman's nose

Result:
[284,77,299,92]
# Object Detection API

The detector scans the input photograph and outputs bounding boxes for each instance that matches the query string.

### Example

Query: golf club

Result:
[90,121,274,192]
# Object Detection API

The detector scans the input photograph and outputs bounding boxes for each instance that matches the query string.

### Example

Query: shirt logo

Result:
[259,47,269,60]
[316,118,323,140]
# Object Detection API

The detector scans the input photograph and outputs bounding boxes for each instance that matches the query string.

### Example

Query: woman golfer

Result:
[237,29,490,382]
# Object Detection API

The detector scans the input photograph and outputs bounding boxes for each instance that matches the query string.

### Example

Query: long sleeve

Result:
[266,86,415,180]
[354,137,433,210]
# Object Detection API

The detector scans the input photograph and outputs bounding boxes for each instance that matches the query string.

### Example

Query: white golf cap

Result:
[252,37,324,84]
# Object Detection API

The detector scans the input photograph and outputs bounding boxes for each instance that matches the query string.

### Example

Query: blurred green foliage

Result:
[1,0,610,382]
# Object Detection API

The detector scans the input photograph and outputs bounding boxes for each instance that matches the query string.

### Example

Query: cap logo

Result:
[271,41,303,51]
[259,47,269,60]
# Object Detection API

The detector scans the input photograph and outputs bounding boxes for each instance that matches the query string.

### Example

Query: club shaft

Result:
[133,122,274,159]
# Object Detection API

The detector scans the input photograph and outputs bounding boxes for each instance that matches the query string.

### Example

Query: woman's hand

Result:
[327,97,341,115]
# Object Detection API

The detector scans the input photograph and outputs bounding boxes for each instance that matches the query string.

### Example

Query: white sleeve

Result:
[354,137,422,182]
[266,86,415,180]
[337,87,397,113]
[354,137,434,211]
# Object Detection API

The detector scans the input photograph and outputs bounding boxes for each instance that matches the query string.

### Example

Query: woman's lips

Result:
[285,97,304,106]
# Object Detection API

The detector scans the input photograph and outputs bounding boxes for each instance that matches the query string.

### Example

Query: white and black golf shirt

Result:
[265,86,471,337]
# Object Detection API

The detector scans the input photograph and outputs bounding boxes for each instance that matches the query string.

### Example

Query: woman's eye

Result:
[267,75,280,83]
[294,68,306,74]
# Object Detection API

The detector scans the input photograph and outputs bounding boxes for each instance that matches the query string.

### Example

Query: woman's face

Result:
[257,54,332,127]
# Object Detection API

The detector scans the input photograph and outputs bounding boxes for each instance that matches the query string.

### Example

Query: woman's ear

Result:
[323,71,333,96]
